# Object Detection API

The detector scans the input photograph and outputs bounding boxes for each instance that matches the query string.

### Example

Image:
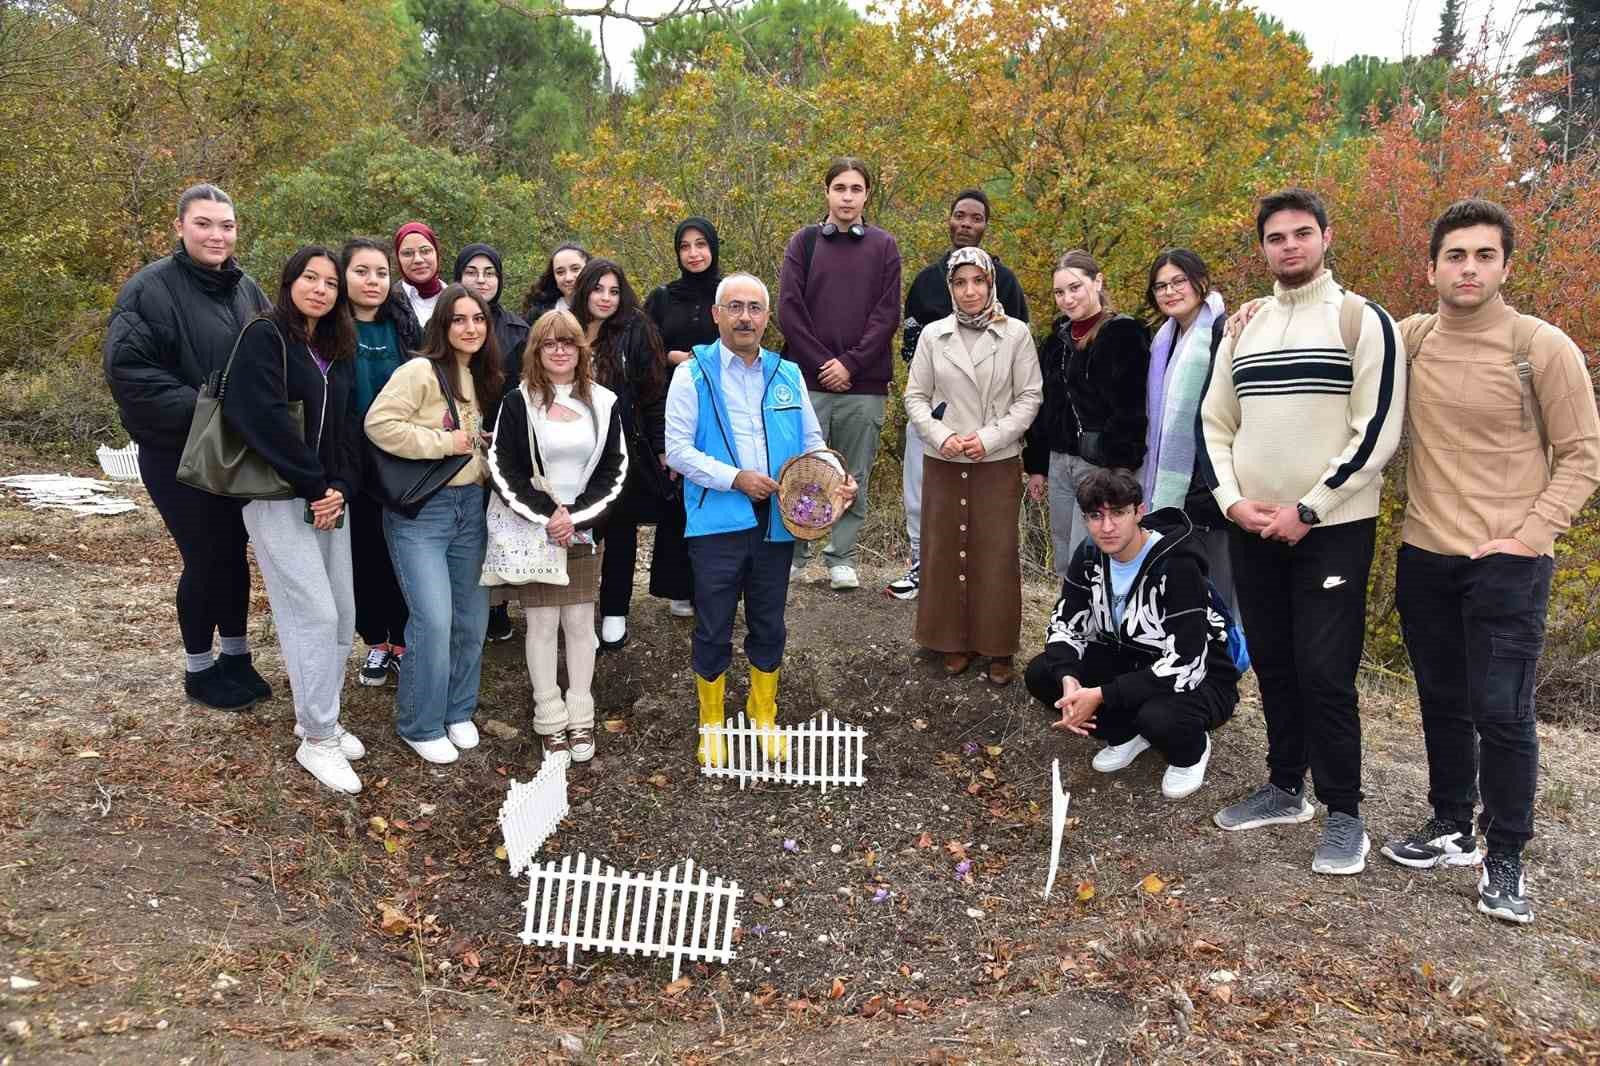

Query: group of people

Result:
[103,159,1599,930]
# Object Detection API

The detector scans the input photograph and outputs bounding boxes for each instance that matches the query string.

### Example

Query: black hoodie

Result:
[454,242,531,409]
[645,217,723,355]
[1031,507,1239,712]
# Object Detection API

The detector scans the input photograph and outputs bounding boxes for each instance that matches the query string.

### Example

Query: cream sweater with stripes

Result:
[1199,270,1406,528]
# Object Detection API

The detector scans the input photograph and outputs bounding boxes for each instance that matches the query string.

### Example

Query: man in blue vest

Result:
[665,272,855,766]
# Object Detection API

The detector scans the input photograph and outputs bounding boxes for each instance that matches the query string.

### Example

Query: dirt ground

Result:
[1,456,1598,1065]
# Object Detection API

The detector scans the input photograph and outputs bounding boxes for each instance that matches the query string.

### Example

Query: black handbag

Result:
[367,361,473,519]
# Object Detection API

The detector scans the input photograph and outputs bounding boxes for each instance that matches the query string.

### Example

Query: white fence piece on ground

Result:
[0,474,138,516]
[498,751,570,877]
[96,442,142,482]
[1042,758,1071,900]
[697,711,867,793]
[519,853,741,980]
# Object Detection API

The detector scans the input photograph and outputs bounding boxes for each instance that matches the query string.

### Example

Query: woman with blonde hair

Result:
[488,310,628,762]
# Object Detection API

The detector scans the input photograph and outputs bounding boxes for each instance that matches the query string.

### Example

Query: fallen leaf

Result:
[494,846,508,861]
[1140,873,1167,894]
[863,848,877,868]
[752,986,779,1007]
[944,840,968,861]
[383,838,399,855]
[859,993,885,1018]
[752,892,771,907]
[664,976,692,997]
[965,781,983,795]
[984,744,1003,756]
[911,718,928,731]
[1208,983,1233,1004]
[378,905,410,936]
[603,719,628,733]
[829,977,846,999]
[646,773,670,788]
[461,950,480,968]
[1075,880,1096,902]
[787,997,812,1012]
[75,750,101,759]
[979,768,998,782]
[916,832,934,848]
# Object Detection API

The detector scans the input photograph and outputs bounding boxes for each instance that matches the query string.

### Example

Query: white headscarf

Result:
[946,246,1006,330]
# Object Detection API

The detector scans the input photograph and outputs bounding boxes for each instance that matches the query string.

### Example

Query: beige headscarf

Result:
[946,246,1005,330]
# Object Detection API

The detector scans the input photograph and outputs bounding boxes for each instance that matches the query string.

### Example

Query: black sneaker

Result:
[485,605,515,643]
[1381,816,1481,869]
[359,645,393,688]
[217,652,272,702]
[1478,853,1534,925]
[184,662,258,712]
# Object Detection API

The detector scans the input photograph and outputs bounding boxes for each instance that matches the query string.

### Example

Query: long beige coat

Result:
[904,315,1043,463]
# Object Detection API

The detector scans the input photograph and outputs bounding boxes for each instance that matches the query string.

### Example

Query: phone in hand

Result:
[304,501,345,528]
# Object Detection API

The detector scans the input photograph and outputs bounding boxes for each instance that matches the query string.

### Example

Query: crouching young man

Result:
[1024,468,1239,798]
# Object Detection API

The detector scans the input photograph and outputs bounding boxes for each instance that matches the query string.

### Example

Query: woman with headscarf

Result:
[903,247,1042,686]
[394,221,444,327]
[640,217,721,618]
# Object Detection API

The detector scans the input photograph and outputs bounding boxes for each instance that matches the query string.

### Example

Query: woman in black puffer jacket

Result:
[103,183,272,712]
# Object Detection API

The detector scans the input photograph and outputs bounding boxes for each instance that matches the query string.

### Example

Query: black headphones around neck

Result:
[819,220,866,240]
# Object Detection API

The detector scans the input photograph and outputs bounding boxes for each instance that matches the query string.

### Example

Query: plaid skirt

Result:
[914,456,1023,657]
[489,543,603,608]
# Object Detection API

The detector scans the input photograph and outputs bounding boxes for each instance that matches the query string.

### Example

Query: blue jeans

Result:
[385,485,489,741]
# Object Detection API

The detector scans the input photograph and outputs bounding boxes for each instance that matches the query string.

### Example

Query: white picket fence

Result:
[1042,758,1071,900]
[498,751,571,877]
[519,854,741,980]
[95,442,141,482]
[697,711,867,793]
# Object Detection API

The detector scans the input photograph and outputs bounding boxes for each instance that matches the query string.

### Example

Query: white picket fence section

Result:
[1042,758,1071,900]
[697,711,867,792]
[96,442,141,482]
[497,751,571,877]
[519,854,741,980]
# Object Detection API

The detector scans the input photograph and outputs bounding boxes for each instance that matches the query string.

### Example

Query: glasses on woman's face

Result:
[1152,276,1190,296]
[540,338,577,353]
[462,266,497,281]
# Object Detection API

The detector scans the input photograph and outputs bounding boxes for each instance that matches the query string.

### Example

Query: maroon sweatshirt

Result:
[777,223,903,395]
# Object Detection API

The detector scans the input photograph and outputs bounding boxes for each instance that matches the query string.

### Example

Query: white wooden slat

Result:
[697,713,868,790]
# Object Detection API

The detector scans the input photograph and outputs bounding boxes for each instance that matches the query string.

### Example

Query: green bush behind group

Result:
[4,0,1597,715]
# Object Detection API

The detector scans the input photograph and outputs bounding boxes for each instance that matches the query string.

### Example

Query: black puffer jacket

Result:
[1024,313,1150,474]
[221,317,361,502]
[103,246,272,451]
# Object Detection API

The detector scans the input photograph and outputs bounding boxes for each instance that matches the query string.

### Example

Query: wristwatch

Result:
[1297,502,1321,526]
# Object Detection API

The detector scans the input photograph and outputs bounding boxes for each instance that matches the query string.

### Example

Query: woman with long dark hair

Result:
[572,258,674,649]
[1023,250,1151,576]
[222,245,364,794]
[521,242,590,320]
[103,183,273,712]
[641,217,720,617]
[366,284,502,765]
[342,237,422,687]
[488,310,628,762]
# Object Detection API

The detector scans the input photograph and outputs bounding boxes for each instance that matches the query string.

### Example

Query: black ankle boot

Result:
[218,652,273,701]
[185,662,258,712]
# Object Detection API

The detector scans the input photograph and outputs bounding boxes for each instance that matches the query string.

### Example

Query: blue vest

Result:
[683,343,807,542]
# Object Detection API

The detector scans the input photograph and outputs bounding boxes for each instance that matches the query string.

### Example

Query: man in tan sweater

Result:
[1198,188,1406,878]
[1378,199,1600,926]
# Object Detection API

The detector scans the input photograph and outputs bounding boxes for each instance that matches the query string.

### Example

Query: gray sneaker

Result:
[1213,782,1315,831]
[1312,811,1371,875]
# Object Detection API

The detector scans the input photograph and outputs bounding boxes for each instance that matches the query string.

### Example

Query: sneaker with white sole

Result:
[359,645,392,687]
[1477,853,1534,924]
[829,565,860,591]
[669,599,694,618]
[404,735,459,764]
[296,736,362,794]
[1380,816,1483,869]
[1092,735,1151,773]
[446,721,480,750]
[599,615,628,649]
[1312,811,1370,875]
[293,723,367,760]
[885,563,920,600]
[567,726,595,763]
[1161,736,1211,799]
[1213,782,1316,831]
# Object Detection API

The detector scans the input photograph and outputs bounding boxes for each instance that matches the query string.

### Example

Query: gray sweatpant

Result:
[804,391,886,568]
[242,498,355,741]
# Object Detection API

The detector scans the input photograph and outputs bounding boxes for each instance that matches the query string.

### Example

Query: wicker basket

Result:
[776,448,848,541]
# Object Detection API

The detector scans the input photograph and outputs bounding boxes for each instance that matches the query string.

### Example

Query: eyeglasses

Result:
[540,339,577,352]
[1152,276,1190,296]
[1084,504,1137,524]
[718,300,766,318]
[462,267,498,280]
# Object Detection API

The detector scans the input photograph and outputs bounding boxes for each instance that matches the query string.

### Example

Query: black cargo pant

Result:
[1397,544,1551,856]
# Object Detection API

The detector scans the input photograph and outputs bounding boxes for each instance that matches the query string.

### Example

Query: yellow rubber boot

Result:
[747,666,788,762]
[696,673,727,768]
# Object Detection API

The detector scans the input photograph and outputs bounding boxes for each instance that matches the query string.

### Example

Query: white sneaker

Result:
[296,737,362,794]
[1161,736,1211,800]
[1092,735,1151,773]
[599,615,628,647]
[829,565,860,590]
[404,736,459,764]
[790,562,804,581]
[294,723,366,760]
[669,599,694,618]
[446,721,480,750]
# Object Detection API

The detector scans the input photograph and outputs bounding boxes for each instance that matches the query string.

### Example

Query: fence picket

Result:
[697,713,868,791]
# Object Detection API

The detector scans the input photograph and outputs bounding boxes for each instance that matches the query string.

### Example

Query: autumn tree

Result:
[632,0,861,93]
[1520,0,1600,157]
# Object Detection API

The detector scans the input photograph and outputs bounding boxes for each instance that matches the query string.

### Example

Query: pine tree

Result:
[1521,0,1600,157]
[1433,0,1465,61]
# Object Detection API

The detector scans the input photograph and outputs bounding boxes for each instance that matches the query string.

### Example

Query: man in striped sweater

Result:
[1198,188,1406,876]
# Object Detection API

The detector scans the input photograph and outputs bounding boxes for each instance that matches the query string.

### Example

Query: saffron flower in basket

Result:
[785,481,835,528]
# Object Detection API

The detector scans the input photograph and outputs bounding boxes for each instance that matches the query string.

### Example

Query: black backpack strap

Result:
[800,224,821,281]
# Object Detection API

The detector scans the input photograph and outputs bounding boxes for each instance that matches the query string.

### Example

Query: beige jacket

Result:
[364,356,487,486]
[1400,296,1600,557]
[904,316,1042,463]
